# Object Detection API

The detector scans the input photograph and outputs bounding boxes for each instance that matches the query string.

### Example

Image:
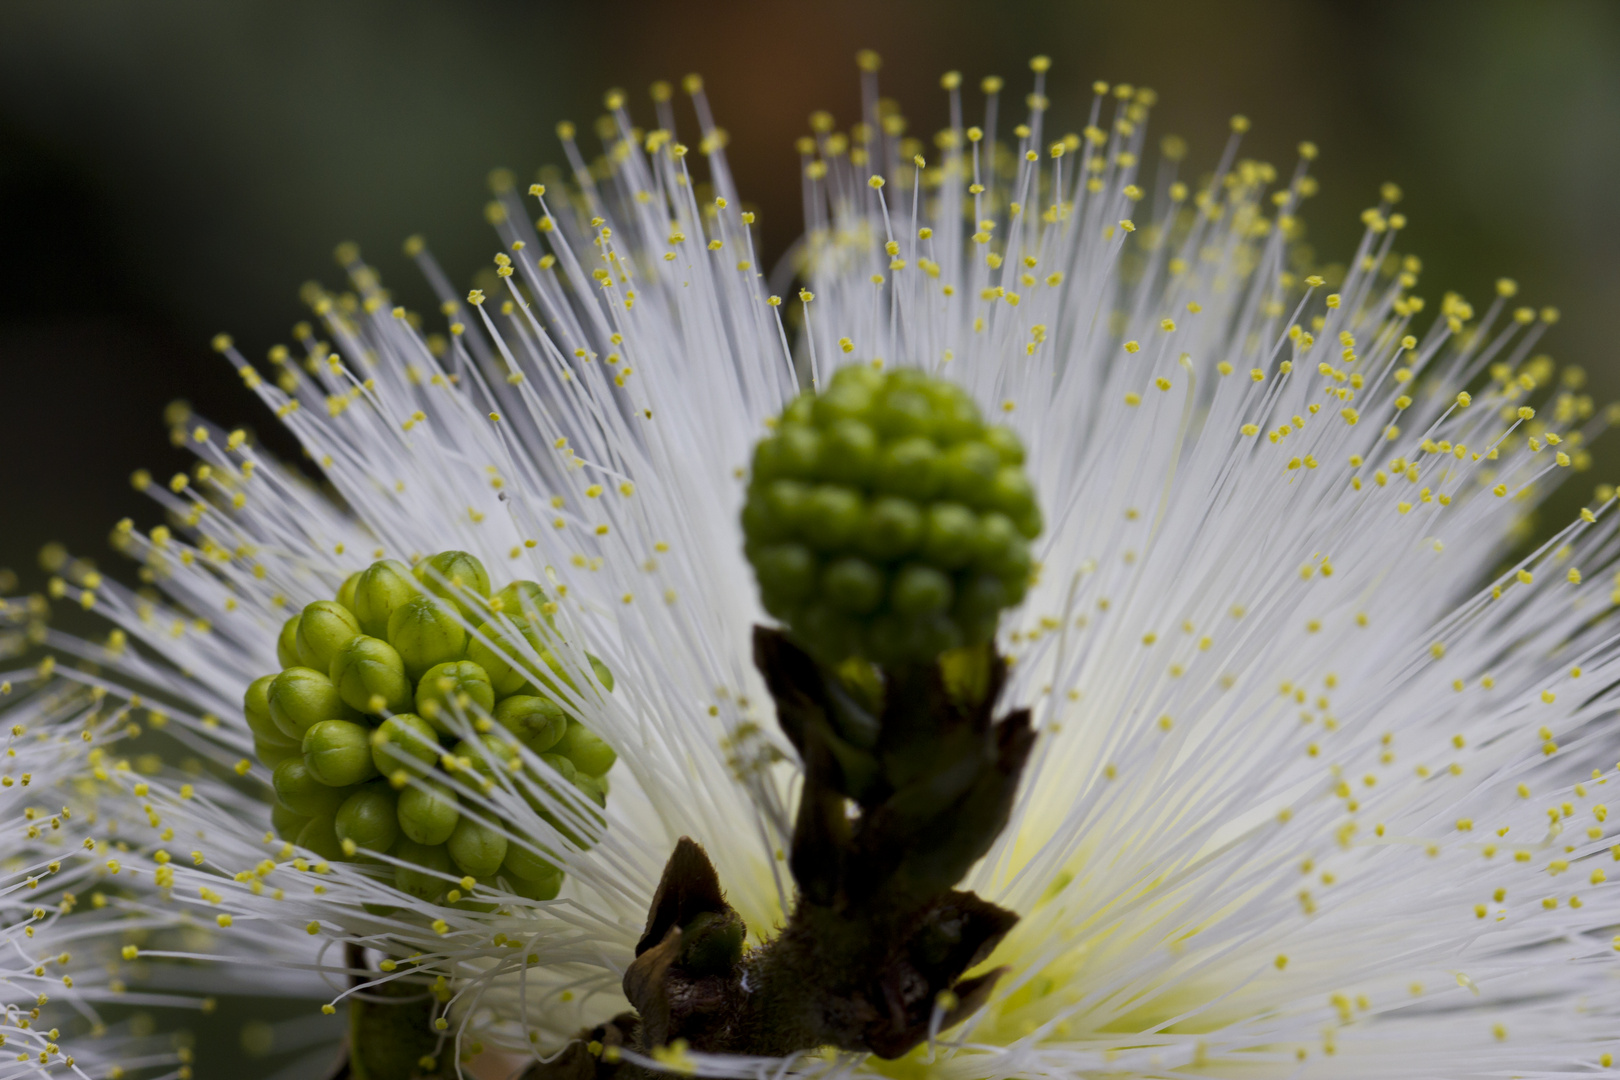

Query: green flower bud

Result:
[451,735,517,778]
[986,467,1042,538]
[491,580,553,625]
[875,437,942,498]
[749,424,822,486]
[352,559,420,638]
[572,772,609,807]
[753,544,817,616]
[818,420,880,486]
[414,550,491,621]
[891,564,954,616]
[821,557,884,614]
[244,674,298,748]
[539,752,578,785]
[921,503,979,570]
[415,660,496,734]
[553,719,616,777]
[254,738,301,768]
[527,650,616,702]
[446,816,508,878]
[493,695,568,754]
[295,600,362,671]
[392,838,454,902]
[270,803,310,842]
[397,778,460,845]
[940,441,1002,504]
[334,784,400,856]
[982,423,1025,465]
[302,719,380,787]
[329,635,412,715]
[466,616,545,696]
[267,667,350,741]
[370,713,441,777]
[271,758,349,818]
[504,864,563,901]
[296,815,347,861]
[386,594,466,680]
[276,613,303,668]
[501,839,558,883]
[800,485,864,550]
[336,570,362,611]
[859,496,923,560]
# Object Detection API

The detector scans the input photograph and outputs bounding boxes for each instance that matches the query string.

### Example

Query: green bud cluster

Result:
[246,550,616,904]
[742,366,1041,665]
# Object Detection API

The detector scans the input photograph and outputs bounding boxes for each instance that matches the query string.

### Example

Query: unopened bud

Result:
[387,595,467,679]
[329,635,412,715]
[493,695,569,753]
[414,660,496,733]
[268,667,350,741]
[295,600,361,671]
[415,550,491,620]
[302,719,379,787]
[447,817,508,878]
[353,559,420,637]
[334,786,400,856]
[369,713,440,776]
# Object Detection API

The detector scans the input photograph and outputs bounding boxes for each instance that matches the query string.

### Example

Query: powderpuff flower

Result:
[16,56,1620,1077]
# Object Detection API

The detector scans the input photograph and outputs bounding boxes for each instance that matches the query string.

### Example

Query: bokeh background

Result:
[1,0,1618,1071]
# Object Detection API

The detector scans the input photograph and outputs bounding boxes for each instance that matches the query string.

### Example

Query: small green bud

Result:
[940,441,1002,504]
[552,719,616,777]
[921,503,978,569]
[501,840,558,883]
[821,557,885,614]
[451,735,517,777]
[446,816,508,878]
[276,613,303,668]
[267,667,350,741]
[572,772,609,807]
[891,564,954,616]
[859,496,924,560]
[254,738,301,768]
[387,594,467,680]
[392,838,453,901]
[270,802,310,842]
[353,559,421,638]
[302,719,380,787]
[271,757,350,817]
[397,778,460,845]
[874,436,943,498]
[493,695,568,753]
[528,650,616,702]
[982,424,1026,465]
[334,785,400,856]
[370,713,441,776]
[538,752,578,785]
[504,864,563,901]
[752,544,817,615]
[414,660,496,734]
[296,815,347,861]
[414,550,491,620]
[466,616,545,696]
[329,635,412,715]
[800,485,864,550]
[336,570,362,611]
[491,580,553,624]
[244,673,298,748]
[294,599,362,671]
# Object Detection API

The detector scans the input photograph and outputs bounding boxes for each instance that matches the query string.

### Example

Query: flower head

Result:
[11,55,1620,1077]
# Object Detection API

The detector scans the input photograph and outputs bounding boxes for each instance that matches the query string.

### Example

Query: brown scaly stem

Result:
[530,627,1034,1078]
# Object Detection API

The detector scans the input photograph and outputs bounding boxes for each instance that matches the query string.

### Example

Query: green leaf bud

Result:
[270,803,310,843]
[800,485,864,550]
[491,580,553,625]
[370,713,441,776]
[296,815,347,861]
[271,757,349,817]
[921,503,979,569]
[860,496,924,560]
[294,600,362,671]
[336,570,362,611]
[504,864,563,901]
[501,839,558,883]
[392,838,453,901]
[244,673,298,748]
[267,667,351,741]
[414,660,496,734]
[552,718,616,777]
[891,564,954,616]
[466,616,545,696]
[352,558,420,638]
[329,634,412,715]
[493,695,568,753]
[446,816,508,878]
[334,784,400,856]
[414,550,491,621]
[276,612,302,668]
[386,594,466,680]
[302,719,380,787]
[821,557,885,614]
[397,778,460,845]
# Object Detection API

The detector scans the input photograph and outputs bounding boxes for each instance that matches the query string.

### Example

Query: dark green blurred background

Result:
[4,0,1620,586]
[1,1,1618,1071]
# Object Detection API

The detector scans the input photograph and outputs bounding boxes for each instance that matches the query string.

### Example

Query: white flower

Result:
[18,57,1620,1077]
